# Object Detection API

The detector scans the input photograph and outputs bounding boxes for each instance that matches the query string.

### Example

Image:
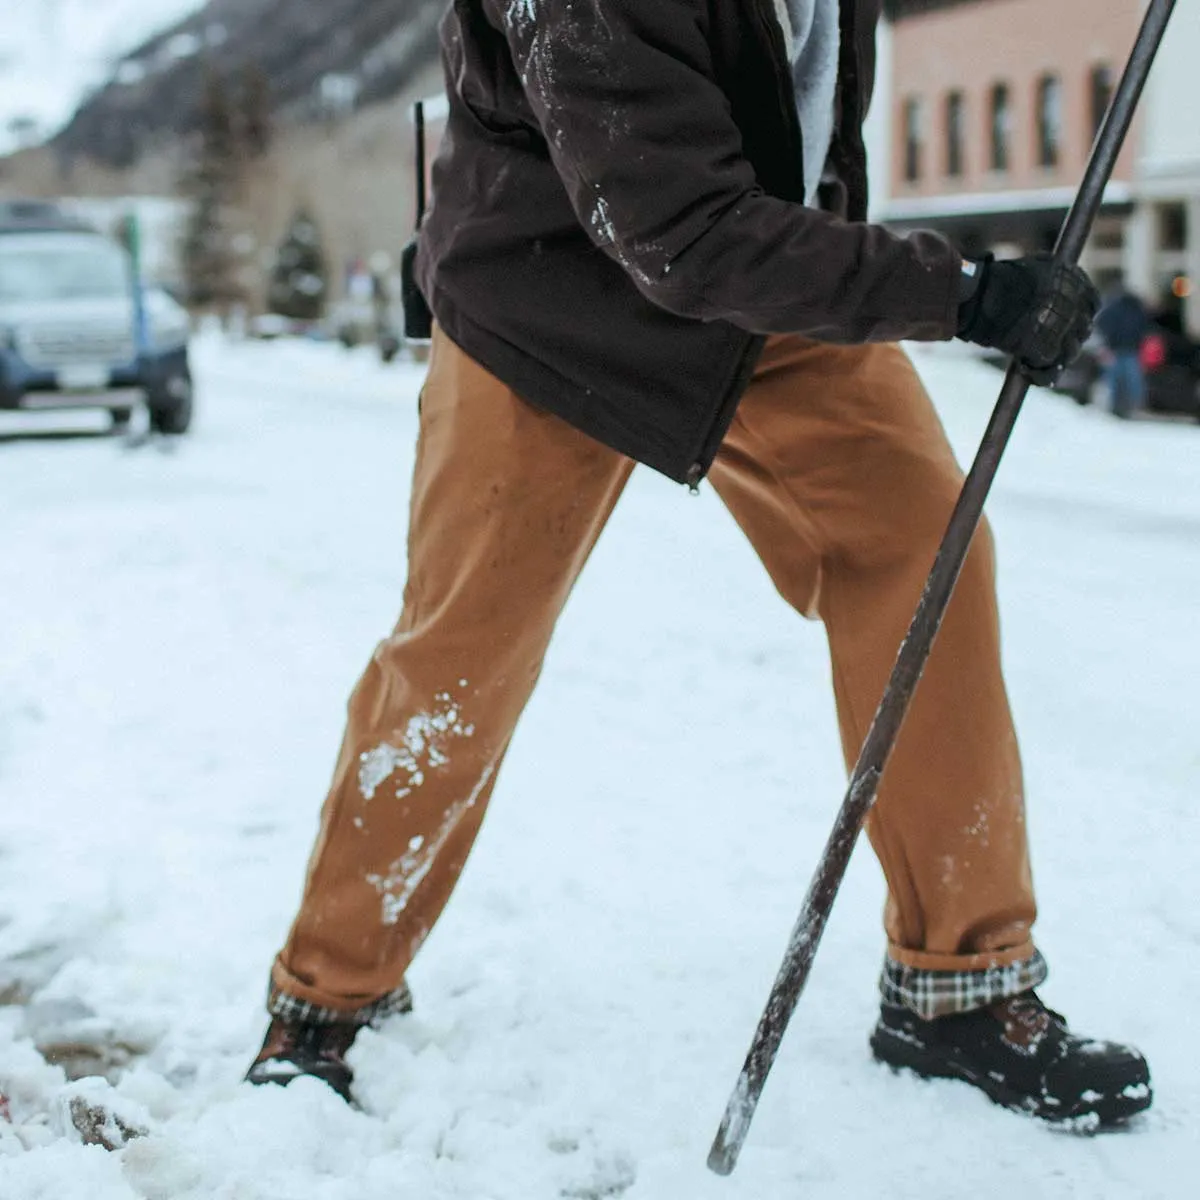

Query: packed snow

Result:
[1,334,1197,1198]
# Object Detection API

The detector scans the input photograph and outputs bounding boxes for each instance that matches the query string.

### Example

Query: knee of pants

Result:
[940,509,999,611]
[852,453,984,573]
[933,499,997,586]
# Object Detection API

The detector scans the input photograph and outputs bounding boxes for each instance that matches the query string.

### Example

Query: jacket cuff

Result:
[901,233,969,342]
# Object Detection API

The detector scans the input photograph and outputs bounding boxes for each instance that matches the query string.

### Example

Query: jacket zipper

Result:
[686,0,805,492]
[686,337,764,492]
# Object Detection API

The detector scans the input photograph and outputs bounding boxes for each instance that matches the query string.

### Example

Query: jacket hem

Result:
[428,287,762,485]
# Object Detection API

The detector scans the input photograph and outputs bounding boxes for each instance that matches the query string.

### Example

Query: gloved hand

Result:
[956,253,1099,384]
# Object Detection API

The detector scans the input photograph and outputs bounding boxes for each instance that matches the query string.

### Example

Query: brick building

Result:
[873,0,1200,333]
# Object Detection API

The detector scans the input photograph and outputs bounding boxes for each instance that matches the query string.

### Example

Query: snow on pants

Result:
[271,329,1042,1024]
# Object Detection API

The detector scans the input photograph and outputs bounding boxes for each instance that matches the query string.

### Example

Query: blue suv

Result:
[0,200,193,434]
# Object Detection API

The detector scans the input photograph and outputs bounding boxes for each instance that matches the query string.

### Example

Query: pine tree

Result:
[267,209,329,322]
[239,65,272,159]
[179,70,243,311]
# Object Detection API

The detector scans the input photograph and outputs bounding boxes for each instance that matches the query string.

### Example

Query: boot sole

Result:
[870,1023,1152,1128]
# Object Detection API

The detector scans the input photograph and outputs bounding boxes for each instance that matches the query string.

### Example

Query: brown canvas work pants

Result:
[271,329,1046,1026]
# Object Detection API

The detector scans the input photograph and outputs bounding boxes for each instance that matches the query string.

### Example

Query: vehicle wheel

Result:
[109,406,133,431]
[147,372,193,435]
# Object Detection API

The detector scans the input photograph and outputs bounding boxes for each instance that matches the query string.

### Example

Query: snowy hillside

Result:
[31,0,443,169]
[0,1,202,153]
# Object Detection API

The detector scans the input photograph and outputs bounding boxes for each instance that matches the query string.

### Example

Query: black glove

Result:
[956,253,1098,385]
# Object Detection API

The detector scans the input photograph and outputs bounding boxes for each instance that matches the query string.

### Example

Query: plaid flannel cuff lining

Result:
[267,979,414,1027]
[268,953,1046,1026]
[880,949,1049,1020]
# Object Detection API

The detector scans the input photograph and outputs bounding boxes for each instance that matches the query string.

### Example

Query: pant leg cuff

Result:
[879,949,1049,1020]
[266,978,414,1027]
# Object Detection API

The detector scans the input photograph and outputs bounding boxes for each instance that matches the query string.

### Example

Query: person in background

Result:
[1095,278,1151,418]
[244,0,1151,1131]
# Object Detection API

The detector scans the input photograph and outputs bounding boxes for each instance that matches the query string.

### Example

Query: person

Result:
[1095,279,1152,418]
[247,0,1151,1127]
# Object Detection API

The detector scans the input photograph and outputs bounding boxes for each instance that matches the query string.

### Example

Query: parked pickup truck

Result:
[0,200,193,433]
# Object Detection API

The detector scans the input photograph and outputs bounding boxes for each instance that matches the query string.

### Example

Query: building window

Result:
[1160,203,1187,252]
[945,91,965,177]
[1037,73,1063,168]
[990,83,1011,172]
[1090,217,1125,251]
[1090,64,1114,141]
[903,97,923,182]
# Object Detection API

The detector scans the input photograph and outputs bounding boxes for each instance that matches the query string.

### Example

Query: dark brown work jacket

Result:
[416,0,961,484]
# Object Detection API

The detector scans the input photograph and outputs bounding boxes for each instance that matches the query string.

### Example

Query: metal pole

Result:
[707,0,1177,1175]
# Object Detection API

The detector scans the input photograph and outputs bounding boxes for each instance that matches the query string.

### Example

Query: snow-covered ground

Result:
[1,335,1197,1199]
